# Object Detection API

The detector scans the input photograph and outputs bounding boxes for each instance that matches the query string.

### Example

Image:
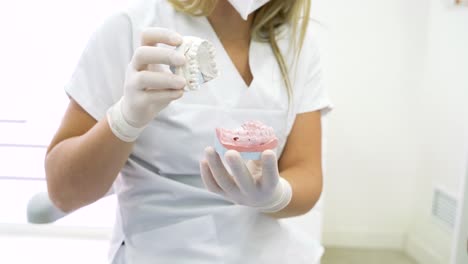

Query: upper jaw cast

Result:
[172,36,219,91]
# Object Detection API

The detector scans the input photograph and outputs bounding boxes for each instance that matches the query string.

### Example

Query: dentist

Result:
[45,0,332,263]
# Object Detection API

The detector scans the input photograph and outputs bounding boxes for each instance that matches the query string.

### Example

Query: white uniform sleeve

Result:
[64,13,134,121]
[295,24,332,115]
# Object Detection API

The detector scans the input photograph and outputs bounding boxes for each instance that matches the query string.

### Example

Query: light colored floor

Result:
[322,248,419,264]
[2,231,421,264]
[1,233,109,264]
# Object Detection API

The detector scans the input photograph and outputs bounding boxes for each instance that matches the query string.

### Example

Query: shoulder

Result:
[122,0,175,26]
[98,12,132,36]
[274,18,325,91]
[95,0,172,39]
[300,19,325,62]
[120,0,177,48]
[278,18,324,63]
[273,18,325,84]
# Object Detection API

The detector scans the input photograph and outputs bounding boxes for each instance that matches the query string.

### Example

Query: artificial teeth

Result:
[171,36,219,91]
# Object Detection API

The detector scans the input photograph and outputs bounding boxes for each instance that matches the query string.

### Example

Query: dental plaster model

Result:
[215,121,278,160]
[171,36,219,91]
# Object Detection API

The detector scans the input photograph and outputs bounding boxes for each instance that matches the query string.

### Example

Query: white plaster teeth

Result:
[209,47,216,56]
[172,36,219,91]
[188,50,197,59]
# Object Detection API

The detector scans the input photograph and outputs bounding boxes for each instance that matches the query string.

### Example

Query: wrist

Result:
[256,177,293,213]
[107,98,145,142]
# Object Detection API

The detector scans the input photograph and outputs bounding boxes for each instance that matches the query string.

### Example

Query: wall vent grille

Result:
[432,188,458,230]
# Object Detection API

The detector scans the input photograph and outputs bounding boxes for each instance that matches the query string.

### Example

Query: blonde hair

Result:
[168,0,311,99]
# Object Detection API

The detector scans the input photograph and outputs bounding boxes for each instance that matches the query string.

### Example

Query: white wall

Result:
[321,0,430,249]
[0,1,126,263]
[405,1,468,263]
[321,0,468,258]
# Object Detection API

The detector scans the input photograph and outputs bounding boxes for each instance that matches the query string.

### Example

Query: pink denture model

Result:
[214,121,278,160]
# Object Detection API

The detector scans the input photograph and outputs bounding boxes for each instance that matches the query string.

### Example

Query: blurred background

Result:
[0,0,467,263]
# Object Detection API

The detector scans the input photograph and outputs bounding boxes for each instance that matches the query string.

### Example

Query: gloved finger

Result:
[259,150,280,190]
[200,160,224,194]
[246,160,263,180]
[144,89,184,103]
[134,71,186,90]
[133,46,186,71]
[141,27,183,47]
[205,147,240,195]
[146,64,172,75]
[225,150,256,195]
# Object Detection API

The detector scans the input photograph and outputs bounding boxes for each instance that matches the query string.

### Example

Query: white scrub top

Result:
[65,0,332,263]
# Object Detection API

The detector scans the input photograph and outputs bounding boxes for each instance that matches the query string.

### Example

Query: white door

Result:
[452,156,468,264]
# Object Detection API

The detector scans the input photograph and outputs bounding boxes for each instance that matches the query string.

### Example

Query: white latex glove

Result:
[200,147,293,213]
[107,28,187,142]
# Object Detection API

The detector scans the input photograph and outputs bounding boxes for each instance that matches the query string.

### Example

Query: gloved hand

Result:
[107,28,187,142]
[200,147,293,213]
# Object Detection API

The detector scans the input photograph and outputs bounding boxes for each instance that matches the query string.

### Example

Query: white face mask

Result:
[226,0,271,20]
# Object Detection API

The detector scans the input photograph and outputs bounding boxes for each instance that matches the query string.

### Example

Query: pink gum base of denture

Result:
[215,128,278,152]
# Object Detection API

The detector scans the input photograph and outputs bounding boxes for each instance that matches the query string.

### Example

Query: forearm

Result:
[45,118,133,213]
[268,166,323,219]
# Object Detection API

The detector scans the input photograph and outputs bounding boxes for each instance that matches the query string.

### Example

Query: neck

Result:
[208,1,253,41]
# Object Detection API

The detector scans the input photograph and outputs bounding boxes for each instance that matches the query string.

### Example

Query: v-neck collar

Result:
[172,11,281,109]
[195,16,256,90]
